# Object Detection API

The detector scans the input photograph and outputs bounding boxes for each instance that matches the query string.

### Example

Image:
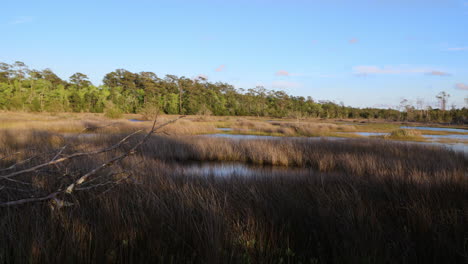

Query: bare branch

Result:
[0,155,39,172]
[65,115,185,193]
[0,130,142,180]
[0,191,60,206]
[0,115,184,207]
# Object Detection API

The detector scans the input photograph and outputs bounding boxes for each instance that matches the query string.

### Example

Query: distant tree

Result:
[11,61,29,80]
[165,74,183,114]
[0,62,12,83]
[436,91,450,111]
[2,60,467,123]
[41,68,64,86]
[69,72,91,87]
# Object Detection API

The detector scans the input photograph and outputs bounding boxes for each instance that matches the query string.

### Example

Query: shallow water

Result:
[354,132,387,137]
[422,134,468,141]
[206,133,345,141]
[173,162,314,178]
[346,131,468,142]
[203,133,467,155]
[400,126,468,133]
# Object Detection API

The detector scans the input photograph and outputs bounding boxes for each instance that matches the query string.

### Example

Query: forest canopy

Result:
[0,61,466,124]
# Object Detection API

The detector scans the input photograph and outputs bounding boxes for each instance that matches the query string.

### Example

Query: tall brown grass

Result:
[0,114,217,136]
[0,129,466,263]
[232,120,356,136]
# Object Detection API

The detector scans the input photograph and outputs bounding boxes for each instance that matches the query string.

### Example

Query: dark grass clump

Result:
[0,131,467,263]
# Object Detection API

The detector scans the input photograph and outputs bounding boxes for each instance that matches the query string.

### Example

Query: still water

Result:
[400,126,468,133]
[205,133,467,155]
[171,162,314,178]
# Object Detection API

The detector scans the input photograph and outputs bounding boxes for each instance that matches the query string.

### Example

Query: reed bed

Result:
[0,114,217,136]
[0,128,466,263]
[232,120,356,137]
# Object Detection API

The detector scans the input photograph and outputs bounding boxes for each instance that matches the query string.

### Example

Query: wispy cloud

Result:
[274,70,303,77]
[271,81,303,90]
[349,38,359,44]
[275,70,290,76]
[447,47,468,51]
[215,65,225,72]
[425,70,451,76]
[353,65,450,76]
[9,16,33,25]
[455,83,468,90]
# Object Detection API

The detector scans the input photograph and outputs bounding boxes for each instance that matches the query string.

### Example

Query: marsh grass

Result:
[0,113,218,136]
[231,120,357,137]
[0,125,466,263]
[384,129,425,141]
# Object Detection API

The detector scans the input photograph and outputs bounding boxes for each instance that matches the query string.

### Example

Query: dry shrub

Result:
[138,103,160,121]
[387,129,422,139]
[104,102,123,119]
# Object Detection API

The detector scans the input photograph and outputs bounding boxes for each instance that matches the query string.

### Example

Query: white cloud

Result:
[353,65,449,76]
[215,65,225,72]
[455,83,468,90]
[9,16,33,25]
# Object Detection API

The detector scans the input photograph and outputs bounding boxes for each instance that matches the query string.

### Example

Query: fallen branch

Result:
[0,130,142,180]
[0,115,184,207]
[65,115,184,193]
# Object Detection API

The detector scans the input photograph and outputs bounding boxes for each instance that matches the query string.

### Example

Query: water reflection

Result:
[422,134,468,141]
[354,132,387,137]
[202,133,467,155]
[171,162,313,178]
[216,128,232,131]
[400,126,468,133]
[206,133,345,141]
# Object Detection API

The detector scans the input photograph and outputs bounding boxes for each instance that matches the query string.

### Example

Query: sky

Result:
[1,0,467,108]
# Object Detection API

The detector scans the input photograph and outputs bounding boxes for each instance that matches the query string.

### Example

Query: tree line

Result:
[0,61,466,123]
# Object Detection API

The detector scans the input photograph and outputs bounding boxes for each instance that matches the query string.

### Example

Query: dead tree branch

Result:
[0,115,184,207]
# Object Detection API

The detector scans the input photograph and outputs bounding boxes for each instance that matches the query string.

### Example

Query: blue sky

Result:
[1,0,467,108]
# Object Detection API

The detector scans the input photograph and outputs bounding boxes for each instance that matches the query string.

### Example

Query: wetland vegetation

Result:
[0,112,467,263]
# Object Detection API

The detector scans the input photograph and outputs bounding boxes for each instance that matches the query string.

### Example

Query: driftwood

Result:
[0,115,184,207]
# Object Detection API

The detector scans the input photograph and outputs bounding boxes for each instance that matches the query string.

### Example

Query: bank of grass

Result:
[229,120,358,137]
[0,112,218,135]
[383,129,426,141]
[0,127,466,263]
[2,111,467,137]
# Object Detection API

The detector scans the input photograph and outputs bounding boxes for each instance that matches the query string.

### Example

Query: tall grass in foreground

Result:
[0,130,466,263]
